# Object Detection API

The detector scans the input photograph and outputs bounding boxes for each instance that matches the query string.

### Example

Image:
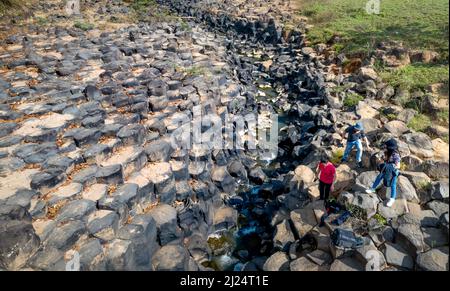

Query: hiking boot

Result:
[366,188,376,194]
[386,198,395,207]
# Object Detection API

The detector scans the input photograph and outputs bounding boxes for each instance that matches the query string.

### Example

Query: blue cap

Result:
[354,122,363,131]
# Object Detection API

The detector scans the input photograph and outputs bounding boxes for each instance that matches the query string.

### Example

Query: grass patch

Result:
[296,0,449,60]
[343,93,364,108]
[179,19,192,32]
[373,213,387,225]
[380,63,449,92]
[330,148,344,165]
[407,114,432,132]
[0,0,29,17]
[35,16,48,26]
[380,110,397,121]
[417,181,433,192]
[74,21,94,31]
[129,0,175,22]
[436,108,449,125]
[184,66,205,76]
[346,203,367,221]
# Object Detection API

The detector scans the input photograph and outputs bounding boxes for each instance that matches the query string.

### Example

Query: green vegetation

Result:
[330,148,344,165]
[346,203,367,221]
[380,64,449,92]
[184,65,206,77]
[343,93,364,108]
[297,1,449,130]
[35,16,48,26]
[436,108,449,125]
[407,113,432,132]
[74,21,94,31]
[417,181,433,192]
[373,213,387,225]
[179,19,192,32]
[379,110,397,121]
[130,0,175,22]
[296,0,449,60]
[0,0,27,16]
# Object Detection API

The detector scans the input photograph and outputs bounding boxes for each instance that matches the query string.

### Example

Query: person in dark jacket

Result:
[341,122,371,168]
[366,139,401,207]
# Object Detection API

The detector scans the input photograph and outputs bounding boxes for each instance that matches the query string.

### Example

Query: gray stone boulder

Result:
[351,192,379,218]
[383,242,414,270]
[46,220,86,251]
[384,120,409,137]
[147,204,181,245]
[402,132,434,159]
[56,199,96,223]
[152,245,189,271]
[273,219,295,250]
[422,227,448,249]
[263,251,289,271]
[431,181,449,200]
[104,239,135,270]
[416,247,449,271]
[329,257,364,271]
[426,200,449,218]
[396,175,419,203]
[87,210,119,241]
[290,256,320,271]
[397,223,428,255]
[0,205,40,270]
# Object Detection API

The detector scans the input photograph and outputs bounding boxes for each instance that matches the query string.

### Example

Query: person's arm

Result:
[316,163,322,180]
[362,132,371,150]
[341,127,349,139]
[331,168,337,191]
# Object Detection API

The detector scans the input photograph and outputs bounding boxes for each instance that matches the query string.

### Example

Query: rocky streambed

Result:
[0,0,448,271]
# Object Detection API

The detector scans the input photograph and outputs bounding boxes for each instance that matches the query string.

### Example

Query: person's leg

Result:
[319,181,325,200]
[355,139,363,162]
[371,173,384,190]
[367,172,384,193]
[386,175,398,207]
[390,175,398,200]
[342,141,355,162]
[324,182,332,201]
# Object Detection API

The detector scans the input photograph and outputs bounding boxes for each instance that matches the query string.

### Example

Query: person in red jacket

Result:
[316,154,337,201]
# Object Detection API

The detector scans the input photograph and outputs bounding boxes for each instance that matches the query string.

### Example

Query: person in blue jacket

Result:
[366,139,401,208]
[341,122,371,168]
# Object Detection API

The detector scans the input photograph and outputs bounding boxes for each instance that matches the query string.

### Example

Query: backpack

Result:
[325,200,345,214]
[331,228,365,249]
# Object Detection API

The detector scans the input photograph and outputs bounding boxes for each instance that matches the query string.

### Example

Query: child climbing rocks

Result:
[366,139,401,207]
[341,122,371,168]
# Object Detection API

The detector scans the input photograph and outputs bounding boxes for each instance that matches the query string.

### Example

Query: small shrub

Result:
[35,16,47,25]
[407,114,432,132]
[418,181,432,192]
[74,21,94,31]
[185,66,205,76]
[436,108,449,125]
[330,148,344,165]
[373,213,387,225]
[343,93,364,108]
